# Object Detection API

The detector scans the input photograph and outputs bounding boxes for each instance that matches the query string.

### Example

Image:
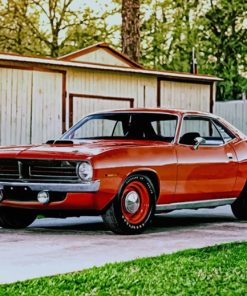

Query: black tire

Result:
[0,207,37,229]
[102,174,156,234]
[231,195,247,220]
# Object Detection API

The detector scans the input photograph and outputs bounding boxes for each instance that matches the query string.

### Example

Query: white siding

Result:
[215,100,247,135]
[72,97,131,125]
[71,48,131,68]
[160,81,211,112]
[0,67,63,145]
[31,71,63,143]
[66,69,157,129]
[0,68,32,145]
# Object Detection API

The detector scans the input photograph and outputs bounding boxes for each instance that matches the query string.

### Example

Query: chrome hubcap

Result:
[124,191,140,214]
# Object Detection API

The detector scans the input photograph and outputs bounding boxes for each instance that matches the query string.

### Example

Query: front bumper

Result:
[0,180,100,193]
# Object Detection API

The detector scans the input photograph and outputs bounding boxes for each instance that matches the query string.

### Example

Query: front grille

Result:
[0,159,79,183]
[0,160,19,178]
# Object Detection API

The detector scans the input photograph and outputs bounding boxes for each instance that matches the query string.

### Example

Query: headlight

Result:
[77,161,93,181]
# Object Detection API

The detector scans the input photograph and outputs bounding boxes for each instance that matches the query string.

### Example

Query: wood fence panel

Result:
[214,101,247,135]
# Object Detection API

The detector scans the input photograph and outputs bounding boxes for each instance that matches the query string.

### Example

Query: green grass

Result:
[1,242,247,296]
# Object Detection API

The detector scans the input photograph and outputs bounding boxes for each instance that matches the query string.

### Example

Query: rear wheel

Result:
[102,174,156,234]
[0,207,37,229]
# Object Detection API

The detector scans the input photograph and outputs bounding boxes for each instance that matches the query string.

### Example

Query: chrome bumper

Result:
[0,180,100,192]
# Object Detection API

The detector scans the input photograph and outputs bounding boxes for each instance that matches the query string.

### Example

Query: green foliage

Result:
[140,0,200,72]
[140,0,247,101]
[196,0,247,100]
[0,0,117,57]
[61,7,119,56]
[0,0,45,55]
[0,242,247,295]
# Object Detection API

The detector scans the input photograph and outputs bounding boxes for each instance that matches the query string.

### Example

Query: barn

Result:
[0,42,221,145]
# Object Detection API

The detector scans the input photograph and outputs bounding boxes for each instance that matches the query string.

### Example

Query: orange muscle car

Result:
[0,109,247,234]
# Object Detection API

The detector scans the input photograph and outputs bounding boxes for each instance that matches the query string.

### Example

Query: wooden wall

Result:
[66,69,157,128]
[71,48,131,68]
[160,81,211,112]
[0,68,32,145]
[31,71,63,143]
[0,67,63,145]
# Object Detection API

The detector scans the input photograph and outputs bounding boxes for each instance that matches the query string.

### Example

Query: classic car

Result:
[0,108,247,234]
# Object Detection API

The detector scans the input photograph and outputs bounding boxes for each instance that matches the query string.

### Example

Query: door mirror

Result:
[193,137,206,150]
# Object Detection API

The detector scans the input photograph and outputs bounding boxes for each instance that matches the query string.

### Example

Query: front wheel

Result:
[102,174,156,234]
[0,207,37,229]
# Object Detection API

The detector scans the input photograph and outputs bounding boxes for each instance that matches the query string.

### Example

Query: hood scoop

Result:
[46,140,74,145]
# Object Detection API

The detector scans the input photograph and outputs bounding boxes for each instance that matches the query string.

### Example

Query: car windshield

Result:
[62,113,178,142]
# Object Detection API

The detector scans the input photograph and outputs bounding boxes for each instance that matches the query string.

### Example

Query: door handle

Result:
[227,152,233,160]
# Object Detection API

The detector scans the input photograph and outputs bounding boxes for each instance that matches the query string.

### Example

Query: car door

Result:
[174,115,238,202]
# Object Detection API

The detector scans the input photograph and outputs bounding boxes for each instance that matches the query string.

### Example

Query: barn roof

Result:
[0,44,223,82]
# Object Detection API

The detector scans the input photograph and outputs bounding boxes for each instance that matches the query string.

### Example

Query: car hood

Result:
[0,139,169,159]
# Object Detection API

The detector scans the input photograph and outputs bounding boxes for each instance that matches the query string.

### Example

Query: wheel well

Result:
[131,171,160,199]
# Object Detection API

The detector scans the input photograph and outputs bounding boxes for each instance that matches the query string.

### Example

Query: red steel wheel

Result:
[121,181,150,225]
[102,174,156,234]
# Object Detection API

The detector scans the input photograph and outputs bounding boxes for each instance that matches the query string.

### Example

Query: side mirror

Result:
[193,137,206,150]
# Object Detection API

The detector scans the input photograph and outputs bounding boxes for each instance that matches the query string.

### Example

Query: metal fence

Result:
[214,100,247,136]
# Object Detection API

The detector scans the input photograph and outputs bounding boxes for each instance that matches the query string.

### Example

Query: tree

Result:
[0,0,117,57]
[63,7,119,56]
[0,0,45,55]
[197,0,247,100]
[121,0,140,62]
[140,0,247,100]
[141,0,201,71]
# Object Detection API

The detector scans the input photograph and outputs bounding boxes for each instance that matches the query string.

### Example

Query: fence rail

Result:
[214,100,247,136]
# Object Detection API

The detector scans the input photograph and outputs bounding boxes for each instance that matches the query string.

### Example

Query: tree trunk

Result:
[121,0,140,63]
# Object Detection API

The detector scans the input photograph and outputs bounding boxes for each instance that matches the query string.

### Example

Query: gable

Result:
[58,42,143,69]
[71,48,133,68]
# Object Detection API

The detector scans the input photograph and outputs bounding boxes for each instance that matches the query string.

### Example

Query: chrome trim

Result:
[0,180,100,192]
[155,198,237,213]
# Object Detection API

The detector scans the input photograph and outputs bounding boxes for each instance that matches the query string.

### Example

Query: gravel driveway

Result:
[0,206,246,284]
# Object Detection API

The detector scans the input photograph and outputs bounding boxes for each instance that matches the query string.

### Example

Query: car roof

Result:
[91,108,219,118]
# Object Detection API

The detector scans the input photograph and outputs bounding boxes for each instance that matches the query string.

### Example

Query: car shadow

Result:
[148,211,236,233]
[0,207,238,236]
[11,207,235,235]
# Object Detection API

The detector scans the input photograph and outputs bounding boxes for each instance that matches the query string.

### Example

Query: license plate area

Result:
[2,186,66,202]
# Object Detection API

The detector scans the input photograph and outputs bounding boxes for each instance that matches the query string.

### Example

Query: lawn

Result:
[0,242,246,296]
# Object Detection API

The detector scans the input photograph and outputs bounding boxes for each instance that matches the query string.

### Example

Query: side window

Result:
[179,116,224,146]
[151,118,177,142]
[213,119,235,143]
